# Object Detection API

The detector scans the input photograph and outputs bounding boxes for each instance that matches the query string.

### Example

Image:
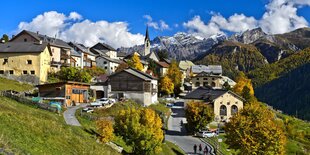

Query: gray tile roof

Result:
[109,67,157,81]
[183,87,227,101]
[69,42,96,56]
[191,65,222,75]
[183,87,244,102]
[24,30,71,49]
[117,51,127,57]
[71,49,82,57]
[0,42,49,53]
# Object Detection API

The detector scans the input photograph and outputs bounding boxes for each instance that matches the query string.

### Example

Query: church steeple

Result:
[144,26,151,56]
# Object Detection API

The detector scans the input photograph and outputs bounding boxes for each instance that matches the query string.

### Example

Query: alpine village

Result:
[1,12,310,155]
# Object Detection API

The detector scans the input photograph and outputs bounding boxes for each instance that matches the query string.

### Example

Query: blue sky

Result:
[1,0,310,48]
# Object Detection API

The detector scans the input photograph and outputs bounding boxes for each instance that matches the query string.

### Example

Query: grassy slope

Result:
[0,77,34,92]
[0,96,118,155]
[76,101,185,155]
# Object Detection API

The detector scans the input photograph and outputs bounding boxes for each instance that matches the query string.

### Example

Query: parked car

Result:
[164,97,175,103]
[196,131,216,138]
[90,101,102,107]
[97,98,110,106]
[82,107,94,113]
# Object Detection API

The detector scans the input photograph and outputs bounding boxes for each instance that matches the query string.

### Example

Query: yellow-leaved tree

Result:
[233,72,255,102]
[114,108,164,155]
[96,119,114,143]
[128,53,144,71]
[167,60,183,95]
[185,101,214,133]
[225,102,286,155]
[159,75,174,95]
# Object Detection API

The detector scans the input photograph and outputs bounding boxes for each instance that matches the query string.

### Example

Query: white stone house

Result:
[184,87,244,122]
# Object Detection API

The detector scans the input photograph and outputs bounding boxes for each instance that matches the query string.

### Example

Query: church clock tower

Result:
[144,26,151,56]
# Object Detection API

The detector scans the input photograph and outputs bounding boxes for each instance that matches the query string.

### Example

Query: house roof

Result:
[71,49,82,57]
[91,42,116,51]
[11,30,71,49]
[123,52,149,65]
[142,51,160,61]
[109,67,157,81]
[69,42,96,56]
[191,65,222,75]
[96,55,123,64]
[183,86,244,102]
[36,81,90,87]
[156,61,170,68]
[179,60,195,70]
[0,42,50,54]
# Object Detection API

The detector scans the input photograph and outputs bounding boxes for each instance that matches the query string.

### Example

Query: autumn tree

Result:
[96,119,114,143]
[114,108,164,155]
[225,102,286,155]
[233,72,255,102]
[185,101,214,133]
[115,62,129,72]
[128,53,143,71]
[167,60,183,95]
[159,75,174,95]
[83,67,106,76]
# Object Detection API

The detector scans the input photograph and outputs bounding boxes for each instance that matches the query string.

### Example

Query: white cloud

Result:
[260,0,309,34]
[184,0,310,38]
[69,12,83,20]
[143,15,170,31]
[18,11,66,37]
[18,11,144,48]
[183,16,224,38]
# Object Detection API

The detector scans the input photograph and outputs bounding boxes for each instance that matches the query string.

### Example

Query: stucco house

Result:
[108,68,158,106]
[191,72,236,90]
[184,87,244,122]
[68,42,96,68]
[90,43,122,74]
[0,42,51,84]
[191,65,222,77]
[10,30,71,71]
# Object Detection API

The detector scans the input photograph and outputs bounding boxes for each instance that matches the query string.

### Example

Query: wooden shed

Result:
[37,81,90,107]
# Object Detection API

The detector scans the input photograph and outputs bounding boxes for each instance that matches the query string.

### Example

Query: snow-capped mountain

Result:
[118,32,227,60]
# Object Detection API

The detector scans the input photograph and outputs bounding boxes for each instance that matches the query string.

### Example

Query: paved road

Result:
[63,104,87,126]
[165,100,214,155]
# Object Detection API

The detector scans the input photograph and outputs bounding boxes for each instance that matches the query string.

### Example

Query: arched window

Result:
[195,82,200,87]
[231,105,238,115]
[203,82,208,87]
[211,82,216,87]
[220,105,227,116]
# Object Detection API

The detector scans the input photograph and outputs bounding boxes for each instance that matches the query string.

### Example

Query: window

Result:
[9,70,14,74]
[0,70,4,74]
[195,82,200,87]
[220,105,227,116]
[211,82,216,87]
[23,70,27,74]
[212,78,215,80]
[30,70,35,75]
[3,58,8,64]
[105,67,108,69]
[227,102,230,105]
[27,60,32,64]
[24,38,27,42]
[104,61,107,64]
[231,105,238,115]
[203,82,208,87]
[203,78,208,80]
[196,78,199,80]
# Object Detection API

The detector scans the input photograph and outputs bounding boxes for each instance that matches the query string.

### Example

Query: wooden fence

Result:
[0,91,58,113]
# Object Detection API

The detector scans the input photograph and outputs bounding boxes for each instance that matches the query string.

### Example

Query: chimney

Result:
[37,31,39,35]
[39,40,43,44]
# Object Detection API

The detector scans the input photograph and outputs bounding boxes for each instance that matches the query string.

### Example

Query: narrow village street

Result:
[165,100,215,155]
